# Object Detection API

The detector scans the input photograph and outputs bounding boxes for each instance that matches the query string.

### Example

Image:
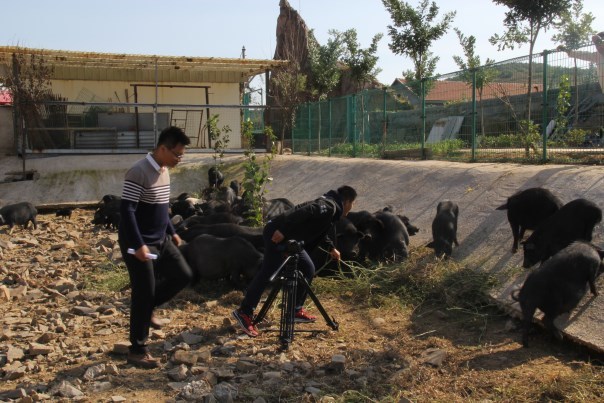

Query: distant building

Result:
[0,88,11,105]
[391,78,543,106]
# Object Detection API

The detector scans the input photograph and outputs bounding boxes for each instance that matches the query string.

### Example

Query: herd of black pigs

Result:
[0,168,602,348]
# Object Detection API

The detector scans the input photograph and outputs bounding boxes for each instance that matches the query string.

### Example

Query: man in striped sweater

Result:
[118,126,193,369]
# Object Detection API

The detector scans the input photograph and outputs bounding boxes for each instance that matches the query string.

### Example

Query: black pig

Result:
[180,234,263,288]
[496,187,563,253]
[512,241,604,347]
[522,198,601,268]
[0,202,38,232]
[427,200,459,258]
[380,206,419,236]
[177,223,264,252]
[208,166,224,188]
[373,210,409,262]
[55,208,73,219]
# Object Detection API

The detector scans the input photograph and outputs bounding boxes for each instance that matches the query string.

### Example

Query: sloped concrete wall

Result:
[1,153,603,351]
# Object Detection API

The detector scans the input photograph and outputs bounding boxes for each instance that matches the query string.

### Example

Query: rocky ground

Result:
[1,209,604,402]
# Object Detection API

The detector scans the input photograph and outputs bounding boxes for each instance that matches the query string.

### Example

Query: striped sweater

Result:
[119,153,175,249]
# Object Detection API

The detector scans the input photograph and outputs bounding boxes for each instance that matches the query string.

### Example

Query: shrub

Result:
[548,128,589,148]
[241,120,277,226]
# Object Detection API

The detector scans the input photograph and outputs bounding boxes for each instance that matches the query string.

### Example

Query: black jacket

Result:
[270,190,343,252]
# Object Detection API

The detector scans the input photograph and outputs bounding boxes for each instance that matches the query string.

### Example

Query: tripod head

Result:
[269,240,304,283]
[278,239,304,255]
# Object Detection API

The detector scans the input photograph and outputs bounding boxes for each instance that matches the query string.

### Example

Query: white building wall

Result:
[50,80,243,148]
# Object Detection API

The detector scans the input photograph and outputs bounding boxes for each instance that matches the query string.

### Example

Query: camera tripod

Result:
[253,240,338,349]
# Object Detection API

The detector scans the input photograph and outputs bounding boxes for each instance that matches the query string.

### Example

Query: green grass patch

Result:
[313,247,499,313]
[82,260,130,292]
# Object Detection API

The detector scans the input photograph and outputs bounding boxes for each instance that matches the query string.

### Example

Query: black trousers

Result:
[119,236,193,353]
[239,221,315,316]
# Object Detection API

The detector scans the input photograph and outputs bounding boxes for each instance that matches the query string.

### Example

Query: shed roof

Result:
[0,46,288,83]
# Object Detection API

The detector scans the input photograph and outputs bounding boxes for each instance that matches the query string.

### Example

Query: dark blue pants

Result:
[239,221,315,316]
[119,236,193,353]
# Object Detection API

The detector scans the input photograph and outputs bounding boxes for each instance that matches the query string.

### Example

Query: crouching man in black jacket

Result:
[232,185,357,337]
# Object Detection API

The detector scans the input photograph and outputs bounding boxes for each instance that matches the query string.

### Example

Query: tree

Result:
[0,48,56,174]
[489,0,573,121]
[307,30,344,100]
[307,29,344,153]
[241,120,277,227]
[453,28,498,136]
[382,0,456,95]
[271,60,307,154]
[270,22,310,154]
[338,29,383,92]
[552,0,595,125]
[336,28,383,151]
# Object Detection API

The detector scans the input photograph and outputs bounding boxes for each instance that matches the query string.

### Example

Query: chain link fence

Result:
[293,43,604,164]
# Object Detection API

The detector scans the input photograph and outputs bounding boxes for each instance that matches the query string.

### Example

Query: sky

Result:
[2,0,604,90]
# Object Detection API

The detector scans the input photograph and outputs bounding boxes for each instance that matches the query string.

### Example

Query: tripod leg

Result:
[298,274,339,331]
[279,274,297,348]
[253,281,281,325]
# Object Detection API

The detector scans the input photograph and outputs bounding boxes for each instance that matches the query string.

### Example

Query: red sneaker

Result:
[232,309,259,337]
[295,307,317,323]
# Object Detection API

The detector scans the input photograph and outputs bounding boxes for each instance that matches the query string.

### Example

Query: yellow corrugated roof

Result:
[0,46,288,83]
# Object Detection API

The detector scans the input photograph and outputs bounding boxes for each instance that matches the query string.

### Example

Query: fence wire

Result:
[293,44,604,165]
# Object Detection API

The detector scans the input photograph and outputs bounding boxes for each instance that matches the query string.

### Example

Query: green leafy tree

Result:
[453,28,498,136]
[308,30,344,100]
[338,28,383,92]
[337,28,383,150]
[203,114,231,198]
[554,74,571,138]
[241,120,277,226]
[552,1,595,124]
[207,114,231,166]
[382,0,456,95]
[489,0,573,120]
[308,29,344,152]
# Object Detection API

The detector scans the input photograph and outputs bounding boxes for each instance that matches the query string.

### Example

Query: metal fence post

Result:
[307,103,311,156]
[328,98,332,157]
[383,87,387,155]
[421,78,426,159]
[352,93,357,158]
[318,100,321,154]
[542,50,549,162]
[471,68,477,162]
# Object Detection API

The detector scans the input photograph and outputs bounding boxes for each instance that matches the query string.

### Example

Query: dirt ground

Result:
[1,154,604,401]
[0,208,603,402]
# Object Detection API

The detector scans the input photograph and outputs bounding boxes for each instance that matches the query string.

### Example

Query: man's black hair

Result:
[337,185,357,202]
[157,126,191,149]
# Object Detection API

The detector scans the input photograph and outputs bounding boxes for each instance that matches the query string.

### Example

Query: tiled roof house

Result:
[391,78,543,105]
